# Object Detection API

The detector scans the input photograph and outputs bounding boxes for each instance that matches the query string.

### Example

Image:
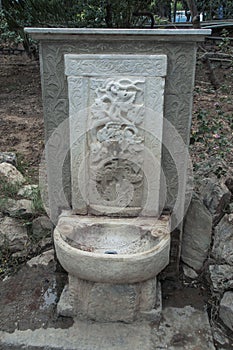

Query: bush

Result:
[0,10,22,47]
[1,0,171,52]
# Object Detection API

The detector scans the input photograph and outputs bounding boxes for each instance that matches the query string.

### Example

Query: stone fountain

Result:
[25,27,210,329]
[53,51,170,323]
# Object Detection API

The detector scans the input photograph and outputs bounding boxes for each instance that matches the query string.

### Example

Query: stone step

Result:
[0,306,215,350]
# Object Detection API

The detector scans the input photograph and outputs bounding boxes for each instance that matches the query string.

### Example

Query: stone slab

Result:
[0,306,215,350]
[0,320,153,350]
[181,195,212,271]
[152,306,215,350]
[25,28,212,42]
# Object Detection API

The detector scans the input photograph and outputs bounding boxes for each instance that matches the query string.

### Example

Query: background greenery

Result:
[1,1,233,52]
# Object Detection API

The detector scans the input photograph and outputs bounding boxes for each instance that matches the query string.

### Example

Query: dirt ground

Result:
[0,53,44,181]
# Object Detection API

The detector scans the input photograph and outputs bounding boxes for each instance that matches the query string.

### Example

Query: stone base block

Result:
[57,276,162,323]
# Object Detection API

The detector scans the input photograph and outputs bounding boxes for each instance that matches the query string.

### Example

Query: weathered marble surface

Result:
[54,213,170,284]
[25,28,210,274]
[58,277,161,323]
[54,212,170,323]
[0,320,153,350]
[65,54,166,216]
[25,29,210,225]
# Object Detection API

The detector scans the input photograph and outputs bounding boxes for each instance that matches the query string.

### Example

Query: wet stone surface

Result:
[0,263,73,333]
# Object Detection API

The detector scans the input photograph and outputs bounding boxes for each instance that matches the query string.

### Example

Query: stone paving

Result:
[0,262,215,350]
[0,306,215,350]
[0,258,217,350]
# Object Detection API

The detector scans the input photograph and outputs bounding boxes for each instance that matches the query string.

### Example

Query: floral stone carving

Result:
[88,78,144,210]
[65,54,167,216]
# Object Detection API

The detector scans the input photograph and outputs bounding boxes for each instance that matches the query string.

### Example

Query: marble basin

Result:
[54,213,170,284]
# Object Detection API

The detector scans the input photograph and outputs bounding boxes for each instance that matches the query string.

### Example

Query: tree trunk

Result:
[186,0,200,28]
[105,0,113,28]
[173,0,177,23]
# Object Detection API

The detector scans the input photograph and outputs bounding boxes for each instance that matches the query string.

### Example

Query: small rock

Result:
[17,185,38,199]
[0,152,17,166]
[212,215,233,265]
[225,178,233,194]
[39,237,53,251]
[27,249,55,267]
[30,235,53,256]
[219,291,233,331]
[229,203,233,213]
[0,162,25,185]
[4,199,34,218]
[182,263,198,279]
[0,216,28,254]
[212,324,229,346]
[32,216,53,239]
[209,264,233,292]
[199,177,231,226]
[181,194,212,271]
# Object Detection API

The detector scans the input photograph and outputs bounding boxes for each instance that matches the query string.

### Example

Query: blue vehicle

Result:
[175,11,187,22]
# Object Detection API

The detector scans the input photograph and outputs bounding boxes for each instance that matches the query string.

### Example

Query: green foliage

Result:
[2,0,167,29]
[0,9,22,46]
[30,186,46,215]
[0,239,17,278]
[0,175,21,199]
[195,0,233,19]
[1,0,173,51]
[191,106,233,170]
[218,29,231,53]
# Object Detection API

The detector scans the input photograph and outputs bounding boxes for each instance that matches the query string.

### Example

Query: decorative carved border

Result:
[65,54,167,77]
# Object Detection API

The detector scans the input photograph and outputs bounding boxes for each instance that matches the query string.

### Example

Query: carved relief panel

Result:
[65,54,167,217]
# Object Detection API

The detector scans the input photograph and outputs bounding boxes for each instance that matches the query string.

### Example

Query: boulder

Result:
[181,195,212,271]
[225,178,233,194]
[182,263,198,279]
[17,185,38,199]
[27,249,55,267]
[212,214,233,265]
[0,152,17,166]
[0,162,25,185]
[199,178,231,226]
[3,199,34,218]
[219,291,233,331]
[0,216,28,254]
[32,216,53,240]
[209,264,233,292]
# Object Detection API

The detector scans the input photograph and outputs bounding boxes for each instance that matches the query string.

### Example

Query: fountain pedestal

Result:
[58,276,161,323]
